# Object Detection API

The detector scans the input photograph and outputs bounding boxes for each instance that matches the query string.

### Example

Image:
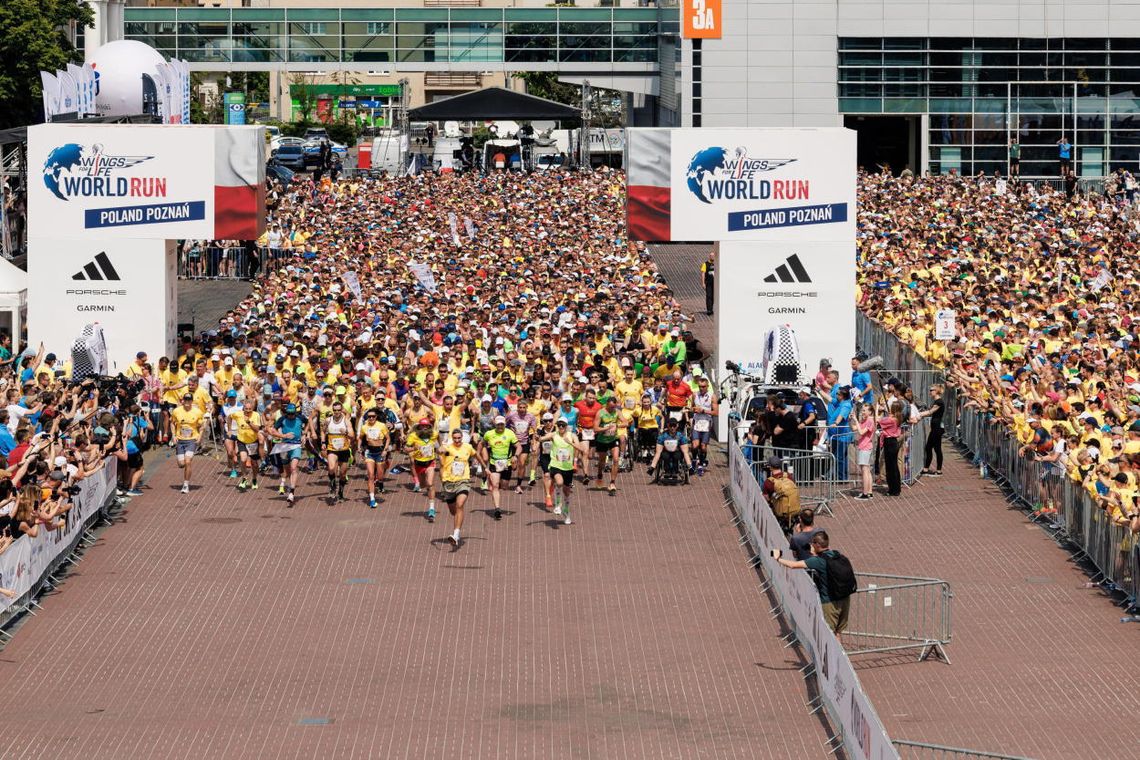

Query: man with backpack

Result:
[775,530,857,641]
[762,456,801,531]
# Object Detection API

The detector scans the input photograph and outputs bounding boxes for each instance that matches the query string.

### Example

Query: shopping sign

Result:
[626,128,856,242]
[28,123,266,239]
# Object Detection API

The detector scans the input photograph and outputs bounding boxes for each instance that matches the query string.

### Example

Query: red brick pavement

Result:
[820,451,1140,760]
[0,443,837,759]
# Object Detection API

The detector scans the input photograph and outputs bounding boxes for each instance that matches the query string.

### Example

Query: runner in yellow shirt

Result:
[439,428,477,546]
[405,418,440,522]
[234,408,262,492]
[171,393,206,494]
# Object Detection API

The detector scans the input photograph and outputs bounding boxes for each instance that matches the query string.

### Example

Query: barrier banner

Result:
[0,459,118,621]
[728,441,897,760]
[407,261,438,293]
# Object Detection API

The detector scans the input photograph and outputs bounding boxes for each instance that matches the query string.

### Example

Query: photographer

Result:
[762,455,801,531]
[775,530,858,641]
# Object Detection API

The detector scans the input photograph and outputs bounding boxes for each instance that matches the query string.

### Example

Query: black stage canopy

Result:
[408,87,579,122]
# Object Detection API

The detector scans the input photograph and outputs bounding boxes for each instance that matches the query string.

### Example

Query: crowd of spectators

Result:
[857,169,1140,534]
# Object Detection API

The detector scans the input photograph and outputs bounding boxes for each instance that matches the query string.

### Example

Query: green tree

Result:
[0,0,94,128]
[289,72,317,123]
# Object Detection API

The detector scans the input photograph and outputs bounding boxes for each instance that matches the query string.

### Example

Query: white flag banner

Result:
[1091,269,1111,292]
[177,59,191,124]
[344,271,363,302]
[463,216,476,241]
[56,70,78,115]
[150,66,168,123]
[66,64,85,114]
[447,212,461,246]
[40,71,60,120]
[407,261,438,293]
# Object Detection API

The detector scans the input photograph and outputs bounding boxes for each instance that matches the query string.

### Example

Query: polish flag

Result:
[214,128,265,240]
[626,129,671,242]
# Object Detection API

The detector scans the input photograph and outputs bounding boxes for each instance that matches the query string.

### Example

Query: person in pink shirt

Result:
[877,401,904,496]
[855,405,875,500]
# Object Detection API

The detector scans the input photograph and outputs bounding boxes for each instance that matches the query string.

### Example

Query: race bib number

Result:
[555,448,572,463]
[329,435,346,450]
[180,425,194,438]
[624,398,636,409]
[418,444,435,459]
[541,440,552,454]
[694,418,710,433]
[581,429,595,441]
[514,421,529,434]
[664,439,679,452]
[669,411,684,422]
[450,459,466,477]
[493,458,510,473]
[366,429,382,442]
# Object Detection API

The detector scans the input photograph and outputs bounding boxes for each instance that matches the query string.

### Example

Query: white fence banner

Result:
[728,441,898,760]
[0,459,118,621]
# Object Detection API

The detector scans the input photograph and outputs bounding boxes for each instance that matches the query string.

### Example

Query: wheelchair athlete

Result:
[647,417,692,484]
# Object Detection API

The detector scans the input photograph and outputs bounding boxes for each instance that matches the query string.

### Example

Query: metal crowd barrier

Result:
[857,310,1139,610]
[178,246,296,280]
[844,572,953,663]
[891,740,1035,760]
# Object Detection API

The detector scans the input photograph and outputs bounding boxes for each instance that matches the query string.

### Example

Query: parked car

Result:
[302,139,348,168]
[265,161,295,186]
[269,136,305,156]
[303,127,330,141]
[273,144,306,170]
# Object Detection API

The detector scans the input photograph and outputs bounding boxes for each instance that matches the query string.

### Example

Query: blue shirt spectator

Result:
[0,424,15,459]
[828,395,853,441]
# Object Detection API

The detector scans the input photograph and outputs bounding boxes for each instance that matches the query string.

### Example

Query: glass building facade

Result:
[840,37,1140,178]
[123,6,660,66]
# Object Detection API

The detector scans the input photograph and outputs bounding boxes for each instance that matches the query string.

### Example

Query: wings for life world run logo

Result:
[685,146,848,232]
[686,147,801,204]
[42,143,164,201]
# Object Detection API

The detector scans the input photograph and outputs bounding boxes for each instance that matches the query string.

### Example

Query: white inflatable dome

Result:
[89,40,167,117]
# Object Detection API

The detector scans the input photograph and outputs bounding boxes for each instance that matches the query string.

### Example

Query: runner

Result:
[323,401,356,503]
[405,418,440,521]
[220,389,243,478]
[234,405,262,492]
[690,376,718,474]
[540,418,588,525]
[171,393,206,494]
[504,401,536,494]
[481,415,518,520]
[265,402,305,506]
[535,412,557,509]
[438,427,476,546]
[573,389,602,482]
[593,395,622,495]
[358,407,390,508]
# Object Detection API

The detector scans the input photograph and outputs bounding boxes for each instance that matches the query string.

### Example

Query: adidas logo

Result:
[763,253,811,283]
[72,251,121,281]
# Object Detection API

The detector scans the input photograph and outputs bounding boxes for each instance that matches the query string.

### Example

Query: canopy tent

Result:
[408,87,579,122]
[0,256,27,345]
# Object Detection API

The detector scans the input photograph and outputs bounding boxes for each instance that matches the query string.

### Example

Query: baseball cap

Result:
[226,389,237,398]
[541,412,554,421]
[285,403,298,413]
[481,394,493,403]
[494,415,506,424]
[224,357,234,365]
[561,393,573,401]
[53,456,67,468]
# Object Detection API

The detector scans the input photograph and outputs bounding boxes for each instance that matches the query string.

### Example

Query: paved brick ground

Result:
[653,242,1140,759]
[178,279,252,331]
[0,255,836,760]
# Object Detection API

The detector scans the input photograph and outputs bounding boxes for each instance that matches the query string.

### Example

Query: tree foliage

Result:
[0,0,94,128]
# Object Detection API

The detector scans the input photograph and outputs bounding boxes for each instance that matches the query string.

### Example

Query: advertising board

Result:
[28,124,266,240]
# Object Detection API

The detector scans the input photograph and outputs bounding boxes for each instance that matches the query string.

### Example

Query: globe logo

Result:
[43,143,85,201]
[686,147,728,204]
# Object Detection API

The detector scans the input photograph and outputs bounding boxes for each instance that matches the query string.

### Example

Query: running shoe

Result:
[238,479,249,491]
[251,482,258,491]
[278,484,286,495]
[515,485,523,495]
[528,478,536,488]
[426,507,436,522]
[413,483,422,493]
[180,483,190,494]
[608,483,616,496]
[553,505,563,515]
[493,508,503,520]
[563,515,572,525]
[287,492,295,507]
[229,469,238,479]
[449,530,461,546]
[126,489,144,497]
[369,495,377,509]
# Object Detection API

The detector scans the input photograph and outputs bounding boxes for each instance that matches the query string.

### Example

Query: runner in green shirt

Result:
[481,415,517,520]
[540,418,588,525]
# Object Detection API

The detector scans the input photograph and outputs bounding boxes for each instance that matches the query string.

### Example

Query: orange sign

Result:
[683,0,722,40]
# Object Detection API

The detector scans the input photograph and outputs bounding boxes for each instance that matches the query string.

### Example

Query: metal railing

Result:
[178,246,296,280]
[752,447,839,516]
[892,740,1036,760]
[857,311,1140,610]
[845,572,953,663]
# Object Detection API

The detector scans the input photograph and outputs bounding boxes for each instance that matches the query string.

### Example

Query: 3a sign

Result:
[683,0,721,39]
